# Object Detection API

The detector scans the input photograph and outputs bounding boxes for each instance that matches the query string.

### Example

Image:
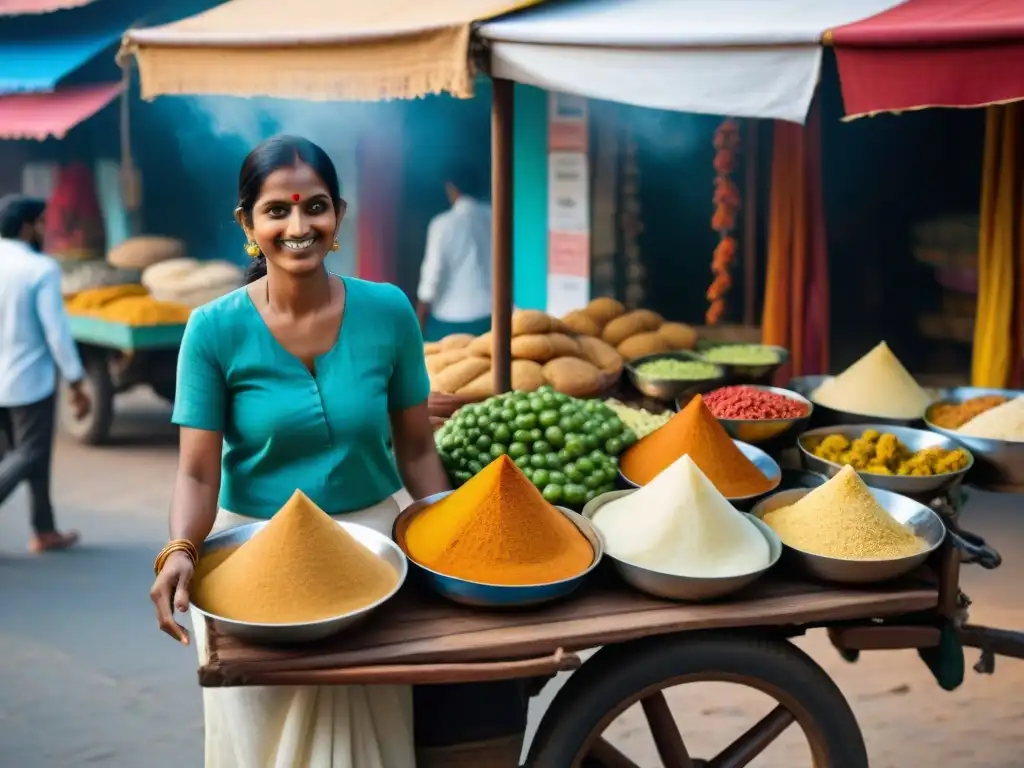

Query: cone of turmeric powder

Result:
[192,490,398,624]
[403,455,594,585]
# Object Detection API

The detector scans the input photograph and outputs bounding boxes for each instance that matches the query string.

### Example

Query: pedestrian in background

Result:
[0,195,89,552]
[416,163,493,342]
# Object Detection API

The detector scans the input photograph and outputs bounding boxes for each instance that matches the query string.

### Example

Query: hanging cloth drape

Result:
[356,121,402,284]
[761,99,830,378]
[972,103,1023,388]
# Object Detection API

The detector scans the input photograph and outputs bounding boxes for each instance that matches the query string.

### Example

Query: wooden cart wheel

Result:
[527,633,868,768]
[59,352,115,445]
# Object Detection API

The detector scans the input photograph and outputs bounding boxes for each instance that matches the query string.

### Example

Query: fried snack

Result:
[433,357,491,394]
[549,317,573,335]
[424,342,442,355]
[584,297,627,326]
[511,334,557,362]
[457,370,496,398]
[657,322,699,351]
[511,309,552,337]
[511,360,547,391]
[548,332,582,358]
[578,336,623,376]
[562,310,601,337]
[602,310,664,347]
[426,348,470,375]
[542,357,604,398]
[617,331,671,361]
[468,332,492,357]
[439,333,476,351]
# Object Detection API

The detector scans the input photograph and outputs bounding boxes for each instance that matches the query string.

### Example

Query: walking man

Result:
[0,195,89,552]
[416,163,493,342]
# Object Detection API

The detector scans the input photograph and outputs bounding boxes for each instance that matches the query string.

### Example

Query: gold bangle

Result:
[154,539,199,575]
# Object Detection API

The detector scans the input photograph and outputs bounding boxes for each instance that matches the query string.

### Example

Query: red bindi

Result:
[291,193,301,202]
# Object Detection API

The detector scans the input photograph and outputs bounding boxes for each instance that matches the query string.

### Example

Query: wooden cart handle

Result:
[203,648,582,688]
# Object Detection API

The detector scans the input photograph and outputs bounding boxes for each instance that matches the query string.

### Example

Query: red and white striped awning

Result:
[478,0,1024,122]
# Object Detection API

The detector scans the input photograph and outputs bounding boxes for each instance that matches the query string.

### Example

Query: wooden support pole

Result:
[491,78,514,393]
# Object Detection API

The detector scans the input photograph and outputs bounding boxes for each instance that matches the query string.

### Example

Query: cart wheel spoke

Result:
[706,704,795,768]
[586,736,643,768]
[641,690,696,768]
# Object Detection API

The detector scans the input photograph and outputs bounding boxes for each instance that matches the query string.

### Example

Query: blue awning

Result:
[0,0,142,94]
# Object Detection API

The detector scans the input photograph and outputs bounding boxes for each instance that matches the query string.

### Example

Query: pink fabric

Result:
[0,83,121,140]
[0,0,95,14]
[356,126,401,284]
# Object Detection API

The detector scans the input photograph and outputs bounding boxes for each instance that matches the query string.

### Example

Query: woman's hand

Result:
[150,550,194,645]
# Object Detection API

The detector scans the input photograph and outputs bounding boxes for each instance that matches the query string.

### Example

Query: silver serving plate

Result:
[618,439,782,510]
[705,385,814,449]
[797,423,973,496]
[192,521,407,644]
[924,386,1024,490]
[787,375,930,428]
[583,489,782,602]
[698,343,790,385]
[393,491,603,608]
[750,487,945,585]
[625,351,727,402]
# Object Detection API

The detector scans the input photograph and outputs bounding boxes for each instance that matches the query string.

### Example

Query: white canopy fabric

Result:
[478,0,906,123]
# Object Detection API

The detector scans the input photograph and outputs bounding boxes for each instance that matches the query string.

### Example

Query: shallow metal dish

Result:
[625,351,727,402]
[750,487,945,585]
[700,385,814,451]
[618,439,782,510]
[583,489,782,602]
[698,343,789,385]
[797,423,973,496]
[192,521,408,644]
[925,387,1024,490]
[787,375,934,428]
[393,491,603,608]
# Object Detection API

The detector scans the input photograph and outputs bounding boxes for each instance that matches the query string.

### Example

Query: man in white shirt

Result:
[0,196,89,553]
[416,164,493,342]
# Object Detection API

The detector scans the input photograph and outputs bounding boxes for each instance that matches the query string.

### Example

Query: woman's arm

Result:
[169,427,223,548]
[390,402,450,501]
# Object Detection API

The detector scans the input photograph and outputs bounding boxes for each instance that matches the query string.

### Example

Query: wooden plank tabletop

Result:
[200,566,938,687]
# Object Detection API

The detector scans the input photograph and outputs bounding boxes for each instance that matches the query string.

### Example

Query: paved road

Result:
[1,392,1023,766]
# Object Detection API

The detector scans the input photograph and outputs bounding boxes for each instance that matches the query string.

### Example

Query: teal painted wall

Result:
[512,84,548,310]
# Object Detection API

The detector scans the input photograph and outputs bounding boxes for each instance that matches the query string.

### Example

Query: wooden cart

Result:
[59,316,185,445]
[196,486,1017,768]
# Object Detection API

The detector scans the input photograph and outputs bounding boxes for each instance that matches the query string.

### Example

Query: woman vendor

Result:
[147,136,528,766]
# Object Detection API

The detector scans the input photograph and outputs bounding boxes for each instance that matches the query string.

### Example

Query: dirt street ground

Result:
[0,392,1022,767]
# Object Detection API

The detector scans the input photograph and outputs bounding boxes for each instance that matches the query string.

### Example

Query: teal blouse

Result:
[171,276,430,518]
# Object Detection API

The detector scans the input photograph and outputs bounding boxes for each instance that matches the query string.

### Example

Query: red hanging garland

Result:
[706,119,741,325]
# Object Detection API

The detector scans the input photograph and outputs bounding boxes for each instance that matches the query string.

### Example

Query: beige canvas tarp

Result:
[119,0,541,102]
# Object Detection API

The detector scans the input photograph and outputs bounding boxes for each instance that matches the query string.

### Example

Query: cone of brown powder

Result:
[192,490,398,624]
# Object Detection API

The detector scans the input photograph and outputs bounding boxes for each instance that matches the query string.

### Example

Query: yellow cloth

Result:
[972,103,1022,388]
[192,496,414,768]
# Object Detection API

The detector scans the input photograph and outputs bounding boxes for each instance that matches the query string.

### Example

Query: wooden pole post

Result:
[491,78,514,393]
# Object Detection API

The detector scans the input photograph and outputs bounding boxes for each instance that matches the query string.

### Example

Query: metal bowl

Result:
[697,343,789,384]
[393,491,603,608]
[699,385,814,450]
[582,489,782,601]
[625,351,727,403]
[924,386,1024,490]
[797,424,973,496]
[787,375,932,428]
[618,439,782,510]
[192,521,408,644]
[750,487,946,585]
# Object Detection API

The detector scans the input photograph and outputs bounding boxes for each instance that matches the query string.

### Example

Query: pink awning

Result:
[832,0,1024,118]
[0,0,96,14]
[0,83,122,140]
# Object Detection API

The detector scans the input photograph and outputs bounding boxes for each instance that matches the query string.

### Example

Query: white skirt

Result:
[191,497,415,768]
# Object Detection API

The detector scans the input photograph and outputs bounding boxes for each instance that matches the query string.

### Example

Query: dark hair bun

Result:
[243,253,268,284]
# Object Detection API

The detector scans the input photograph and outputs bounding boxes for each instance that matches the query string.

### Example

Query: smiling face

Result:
[236,161,345,277]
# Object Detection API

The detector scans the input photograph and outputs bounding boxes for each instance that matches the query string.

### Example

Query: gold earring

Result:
[244,242,260,257]
[330,239,340,252]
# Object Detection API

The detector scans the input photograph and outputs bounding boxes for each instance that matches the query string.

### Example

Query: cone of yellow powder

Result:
[192,490,398,624]
[811,341,930,419]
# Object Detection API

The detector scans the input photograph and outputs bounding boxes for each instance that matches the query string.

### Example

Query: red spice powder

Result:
[704,386,808,420]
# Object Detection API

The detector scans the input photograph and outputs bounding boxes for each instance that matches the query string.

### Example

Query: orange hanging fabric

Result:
[971,103,1022,388]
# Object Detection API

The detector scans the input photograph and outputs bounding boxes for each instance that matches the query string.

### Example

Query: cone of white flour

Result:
[592,455,770,577]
